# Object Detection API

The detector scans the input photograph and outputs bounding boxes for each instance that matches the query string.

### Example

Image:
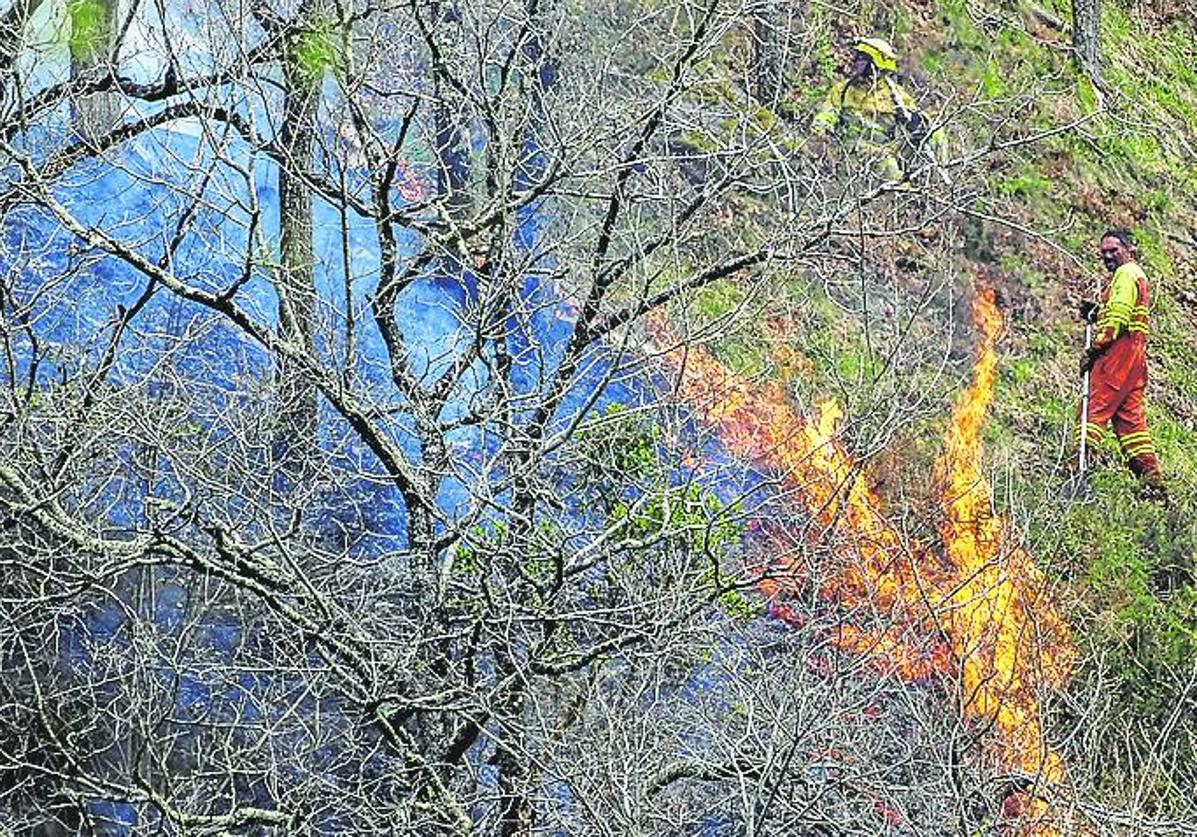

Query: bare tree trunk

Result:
[434,97,470,214]
[1071,0,1104,92]
[516,0,554,189]
[275,10,322,454]
[492,675,533,836]
[69,0,123,136]
[432,1,471,218]
[750,1,783,106]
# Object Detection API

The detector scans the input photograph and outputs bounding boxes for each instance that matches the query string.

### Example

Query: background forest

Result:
[0,0,1195,833]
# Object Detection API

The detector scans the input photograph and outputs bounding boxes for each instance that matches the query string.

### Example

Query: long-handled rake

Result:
[1062,289,1100,504]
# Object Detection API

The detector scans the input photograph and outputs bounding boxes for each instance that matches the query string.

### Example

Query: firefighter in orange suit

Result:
[1079,229,1165,498]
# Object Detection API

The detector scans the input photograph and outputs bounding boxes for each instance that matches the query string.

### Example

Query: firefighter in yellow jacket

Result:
[1078,229,1166,500]
[811,37,947,182]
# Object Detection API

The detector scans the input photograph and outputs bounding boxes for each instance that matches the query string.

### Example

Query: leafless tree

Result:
[5,0,1183,834]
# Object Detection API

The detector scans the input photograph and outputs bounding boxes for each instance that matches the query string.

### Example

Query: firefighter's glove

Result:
[1077,300,1099,323]
[1079,347,1101,376]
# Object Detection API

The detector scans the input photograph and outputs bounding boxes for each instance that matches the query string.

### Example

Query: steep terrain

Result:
[2,0,1194,832]
[690,0,1197,824]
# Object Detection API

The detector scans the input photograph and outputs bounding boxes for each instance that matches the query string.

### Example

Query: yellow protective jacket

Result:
[812,76,948,175]
[1094,262,1150,348]
[812,78,914,143]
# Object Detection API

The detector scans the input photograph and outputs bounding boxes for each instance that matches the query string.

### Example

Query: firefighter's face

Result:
[849,51,873,78]
[1099,236,1133,272]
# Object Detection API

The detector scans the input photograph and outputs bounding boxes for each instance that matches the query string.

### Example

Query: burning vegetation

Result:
[651,288,1076,834]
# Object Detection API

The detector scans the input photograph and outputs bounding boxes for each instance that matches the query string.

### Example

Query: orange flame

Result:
[650,288,1075,834]
[931,288,1073,833]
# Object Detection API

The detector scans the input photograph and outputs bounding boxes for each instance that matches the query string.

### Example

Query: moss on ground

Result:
[679,0,1197,811]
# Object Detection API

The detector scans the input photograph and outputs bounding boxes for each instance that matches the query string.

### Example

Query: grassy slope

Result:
[897,0,1197,803]
[692,0,1197,808]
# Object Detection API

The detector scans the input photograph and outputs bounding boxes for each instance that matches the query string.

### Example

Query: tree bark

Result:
[514,0,554,190]
[750,1,784,105]
[432,1,472,219]
[69,0,123,136]
[1071,0,1104,92]
[492,674,533,836]
[275,9,322,455]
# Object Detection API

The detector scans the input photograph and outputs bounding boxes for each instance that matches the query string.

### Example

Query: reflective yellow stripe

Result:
[1115,431,1153,445]
[1097,266,1141,340]
[1120,438,1156,455]
[1121,437,1155,449]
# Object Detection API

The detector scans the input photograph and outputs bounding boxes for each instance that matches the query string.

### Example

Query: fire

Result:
[934,289,1073,779]
[930,288,1074,832]
[650,288,1075,834]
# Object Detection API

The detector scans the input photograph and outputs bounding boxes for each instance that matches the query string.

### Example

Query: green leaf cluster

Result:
[67,0,109,61]
[292,20,346,81]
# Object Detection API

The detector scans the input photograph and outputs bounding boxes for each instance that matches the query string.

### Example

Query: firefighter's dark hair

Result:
[1102,228,1138,250]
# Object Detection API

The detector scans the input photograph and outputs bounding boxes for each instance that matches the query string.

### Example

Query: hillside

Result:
[685,0,1197,827]
[0,0,1195,833]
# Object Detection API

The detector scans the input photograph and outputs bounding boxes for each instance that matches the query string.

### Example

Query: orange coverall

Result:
[1084,262,1160,478]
